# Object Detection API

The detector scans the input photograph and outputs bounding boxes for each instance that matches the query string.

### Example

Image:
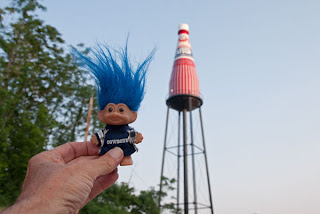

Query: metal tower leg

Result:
[183,109,189,214]
[189,98,198,213]
[199,107,214,214]
[177,111,181,211]
[159,107,170,207]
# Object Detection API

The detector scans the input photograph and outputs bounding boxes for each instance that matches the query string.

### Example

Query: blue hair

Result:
[73,44,155,111]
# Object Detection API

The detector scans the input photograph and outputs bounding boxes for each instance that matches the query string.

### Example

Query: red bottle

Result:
[167,24,202,111]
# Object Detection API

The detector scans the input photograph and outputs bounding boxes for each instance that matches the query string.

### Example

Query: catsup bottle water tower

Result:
[159,24,214,214]
[166,23,202,111]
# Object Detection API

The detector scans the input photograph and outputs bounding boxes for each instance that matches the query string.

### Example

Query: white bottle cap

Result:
[178,23,189,32]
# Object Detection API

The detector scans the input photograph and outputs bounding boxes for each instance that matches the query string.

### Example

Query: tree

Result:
[0,0,98,205]
[80,182,158,214]
[80,178,178,214]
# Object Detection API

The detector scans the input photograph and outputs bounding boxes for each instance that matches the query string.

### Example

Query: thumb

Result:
[89,147,124,178]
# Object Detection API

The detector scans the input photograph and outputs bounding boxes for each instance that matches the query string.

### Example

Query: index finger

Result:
[53,141,100,163]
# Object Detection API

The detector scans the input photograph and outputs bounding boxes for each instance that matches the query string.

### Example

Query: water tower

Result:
[159,24,214,214]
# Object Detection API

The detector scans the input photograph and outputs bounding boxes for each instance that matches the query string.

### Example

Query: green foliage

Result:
[80,178,179,214]
[0,0,99,205]
[158,177,181,213]
[80,182,160,214]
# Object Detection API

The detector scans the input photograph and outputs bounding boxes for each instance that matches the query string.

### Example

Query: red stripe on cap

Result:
[178,30,189,35]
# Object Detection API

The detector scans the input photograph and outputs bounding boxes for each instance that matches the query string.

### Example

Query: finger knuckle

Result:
[28,154,41,166]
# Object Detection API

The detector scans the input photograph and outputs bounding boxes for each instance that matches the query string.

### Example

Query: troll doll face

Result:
[97,103,137,125]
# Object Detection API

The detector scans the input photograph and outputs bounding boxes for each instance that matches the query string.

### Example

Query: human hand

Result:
[2,142,124,214]
[90,134,99,146]
[135,132,143,144]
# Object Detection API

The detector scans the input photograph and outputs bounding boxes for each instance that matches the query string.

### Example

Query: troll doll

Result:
[74,44,154,166]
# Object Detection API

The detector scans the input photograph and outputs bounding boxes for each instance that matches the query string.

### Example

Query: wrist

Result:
[2,200,38,214]
[2,197,62,214]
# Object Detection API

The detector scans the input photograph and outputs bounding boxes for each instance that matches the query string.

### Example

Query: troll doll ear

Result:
[129,111,138,123]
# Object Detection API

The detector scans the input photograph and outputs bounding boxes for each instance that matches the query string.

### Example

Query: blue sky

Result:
[3,0,320,213]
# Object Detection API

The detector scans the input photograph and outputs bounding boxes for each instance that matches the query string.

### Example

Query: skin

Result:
[90,103,143,166]
[2,142,124,214]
